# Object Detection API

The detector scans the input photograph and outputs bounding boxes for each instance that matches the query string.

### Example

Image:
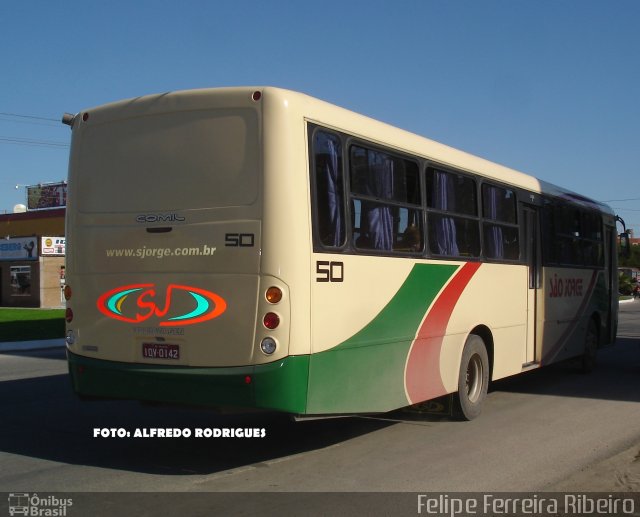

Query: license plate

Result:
[142,343,180,360]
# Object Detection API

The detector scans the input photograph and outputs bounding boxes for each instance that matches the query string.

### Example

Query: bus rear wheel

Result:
[454,335,489,421]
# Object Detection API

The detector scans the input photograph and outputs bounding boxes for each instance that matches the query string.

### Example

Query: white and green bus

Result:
[64,87,619,420]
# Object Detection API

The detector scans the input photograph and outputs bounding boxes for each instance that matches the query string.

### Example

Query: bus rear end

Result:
[65,88,307,413]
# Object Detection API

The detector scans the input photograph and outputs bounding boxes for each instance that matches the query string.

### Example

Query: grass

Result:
[0,308,65,342]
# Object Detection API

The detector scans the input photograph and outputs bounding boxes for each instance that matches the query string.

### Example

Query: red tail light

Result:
[263,312,280,330]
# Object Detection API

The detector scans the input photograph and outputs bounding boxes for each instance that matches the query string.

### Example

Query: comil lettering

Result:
[136,213,186,223]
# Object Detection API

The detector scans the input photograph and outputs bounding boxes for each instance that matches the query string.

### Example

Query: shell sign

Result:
[41,237,66,256]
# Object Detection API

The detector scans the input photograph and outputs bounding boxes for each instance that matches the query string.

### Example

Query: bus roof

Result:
[262,86,614,216]
[77,86,614,216]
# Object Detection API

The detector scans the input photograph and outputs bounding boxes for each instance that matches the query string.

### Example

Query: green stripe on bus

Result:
[307,263,458,414]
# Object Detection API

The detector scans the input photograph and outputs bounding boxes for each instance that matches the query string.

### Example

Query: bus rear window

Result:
[76,108,259,213]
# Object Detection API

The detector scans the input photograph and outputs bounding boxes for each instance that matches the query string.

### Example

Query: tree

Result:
[619,244,640,268]
[619,272,634,295]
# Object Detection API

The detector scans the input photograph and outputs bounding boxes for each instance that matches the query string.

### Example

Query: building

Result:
[0,208,65,308]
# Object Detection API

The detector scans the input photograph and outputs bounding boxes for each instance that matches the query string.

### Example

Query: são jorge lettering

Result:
[549,274,584,298]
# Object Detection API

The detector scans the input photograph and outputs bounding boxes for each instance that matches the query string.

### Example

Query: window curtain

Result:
[486,186,504,259]
[363,152,394,250]
[323,137,343,246]
[433,171,459,256]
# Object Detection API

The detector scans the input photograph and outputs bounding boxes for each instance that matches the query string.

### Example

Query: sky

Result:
[1,0,639,234]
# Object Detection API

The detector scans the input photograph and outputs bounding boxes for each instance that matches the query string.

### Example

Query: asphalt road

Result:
[1,302,639,515]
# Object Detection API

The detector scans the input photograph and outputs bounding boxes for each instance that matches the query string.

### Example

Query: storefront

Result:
[0,206,66,308]
[0,236,65,308]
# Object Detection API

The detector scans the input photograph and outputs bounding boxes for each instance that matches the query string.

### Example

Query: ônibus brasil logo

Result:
[97,283,227,326]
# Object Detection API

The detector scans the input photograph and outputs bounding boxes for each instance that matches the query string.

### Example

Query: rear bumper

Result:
[67,350,309,414]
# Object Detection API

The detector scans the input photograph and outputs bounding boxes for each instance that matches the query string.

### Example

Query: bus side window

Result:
[541,202,556,265]
[426,168,480,257]
[312,131,346,248]
[349,145,423,253]
[482,184,519,260]
[555,205,582,265]
[581,211,603,267]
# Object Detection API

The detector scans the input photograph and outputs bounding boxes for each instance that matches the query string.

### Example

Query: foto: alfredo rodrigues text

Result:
[93,427,266,438]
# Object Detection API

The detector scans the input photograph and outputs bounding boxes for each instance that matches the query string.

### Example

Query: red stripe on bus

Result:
[405,261,481,404]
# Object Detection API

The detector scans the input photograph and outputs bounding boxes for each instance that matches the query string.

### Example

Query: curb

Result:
[0,338,65,353]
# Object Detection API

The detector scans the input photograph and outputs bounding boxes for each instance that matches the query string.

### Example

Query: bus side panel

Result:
[438,263,528,389]
[307,261,528,414]
[307,260,458,414]
[539,268,608,364]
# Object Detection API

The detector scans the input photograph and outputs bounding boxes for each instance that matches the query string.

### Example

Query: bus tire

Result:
[581,319,598,374]
[454,335,489,421]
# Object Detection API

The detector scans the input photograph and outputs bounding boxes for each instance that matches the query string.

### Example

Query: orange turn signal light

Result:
[265,286,282,304]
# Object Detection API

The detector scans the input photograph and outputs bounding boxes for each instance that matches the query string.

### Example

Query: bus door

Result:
[523,205,542,365]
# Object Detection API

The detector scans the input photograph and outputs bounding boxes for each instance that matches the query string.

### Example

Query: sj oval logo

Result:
[97,283,227,326]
